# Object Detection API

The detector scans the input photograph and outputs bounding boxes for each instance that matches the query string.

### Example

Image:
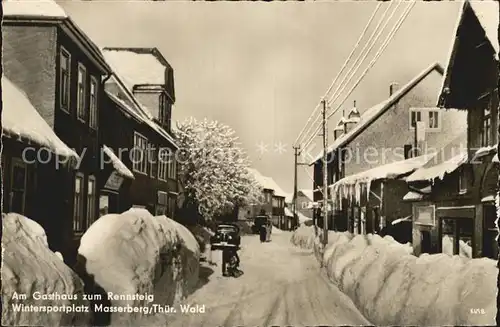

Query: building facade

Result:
[310,62,467,235]
[408,0,499,259]
[2,3,118,263]
[101,47,179,218]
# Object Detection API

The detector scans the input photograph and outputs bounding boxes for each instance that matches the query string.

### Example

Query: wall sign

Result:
[414,205,435,226]
[104,171,124,191]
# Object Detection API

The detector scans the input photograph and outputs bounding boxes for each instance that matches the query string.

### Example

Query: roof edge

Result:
[309,61,446,165]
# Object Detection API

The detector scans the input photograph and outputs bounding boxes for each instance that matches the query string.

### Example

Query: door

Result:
[10,159,27,214]
[483,204,499,259]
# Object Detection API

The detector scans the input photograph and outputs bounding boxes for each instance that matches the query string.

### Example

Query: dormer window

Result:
[347,101,360,123]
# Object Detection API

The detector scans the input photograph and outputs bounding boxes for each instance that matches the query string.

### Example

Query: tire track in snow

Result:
[219,285,248,327]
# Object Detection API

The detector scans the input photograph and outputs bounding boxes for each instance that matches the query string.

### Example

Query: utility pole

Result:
[292,146,299,229]
[322,99,329,246]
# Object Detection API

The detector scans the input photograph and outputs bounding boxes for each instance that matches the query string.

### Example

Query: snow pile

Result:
[290,225,317,249]
[76,209,200,326]
[441,235,472,258]
[2,213,90,326]
[290,227,497,326]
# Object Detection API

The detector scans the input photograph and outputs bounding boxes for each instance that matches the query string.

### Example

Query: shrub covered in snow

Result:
[2,213,91,326]
[76,209,200,326]
[291,226,497,326]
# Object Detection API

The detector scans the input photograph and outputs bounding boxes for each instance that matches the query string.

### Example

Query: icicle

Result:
[366,179,372,203]
[354,181,361,205]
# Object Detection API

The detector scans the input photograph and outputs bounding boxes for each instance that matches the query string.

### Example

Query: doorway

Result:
[440,217,473,258]
[10,158,27,215]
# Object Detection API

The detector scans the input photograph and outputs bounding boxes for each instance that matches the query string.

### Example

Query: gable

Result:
[309,62,444,165]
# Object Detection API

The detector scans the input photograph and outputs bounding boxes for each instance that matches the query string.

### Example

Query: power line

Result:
[327,1,415,121]
[301,1,415,152]
[293,2,382,148]
[298,1,396,150]
[327,1,401,107]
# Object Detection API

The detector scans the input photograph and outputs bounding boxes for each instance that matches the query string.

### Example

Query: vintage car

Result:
[210,224,241,250]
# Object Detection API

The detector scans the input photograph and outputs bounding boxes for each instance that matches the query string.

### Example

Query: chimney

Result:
[389,82,399,96]
[389,82,399,111]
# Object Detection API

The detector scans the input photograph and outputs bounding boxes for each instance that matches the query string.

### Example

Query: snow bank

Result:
[2,213,90,326]
[290,226,497,326]
[76,209,200,326]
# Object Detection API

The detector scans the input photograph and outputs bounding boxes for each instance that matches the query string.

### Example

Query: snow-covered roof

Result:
[298,189,314,202]
[406,151,468,183]
[310,62,444,165]
[102,49,166,88]
[284,207,312,223]
[438,1,499,108]
[391,216,411,225]
[2,77,79,159]
[471,143,497,162]
[102,145,134,179]
[3,0,111,74]
[247,168,287,198]
[402,191,423,201]
[3,0,67,18]
[481,195,495,203]
[331,154,432,189]
[105,73,179,148]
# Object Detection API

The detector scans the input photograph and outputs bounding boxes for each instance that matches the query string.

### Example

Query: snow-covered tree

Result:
[174,117,262,224]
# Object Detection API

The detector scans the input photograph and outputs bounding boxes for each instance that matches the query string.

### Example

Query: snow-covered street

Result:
[163,232,371,327]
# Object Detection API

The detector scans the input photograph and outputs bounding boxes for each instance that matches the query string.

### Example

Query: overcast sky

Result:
[59,0,461,194]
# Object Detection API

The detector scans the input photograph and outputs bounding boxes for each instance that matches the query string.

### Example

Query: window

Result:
[404,144,413,159]
[159,93,167,123]
[167,194,177,218]
[149,143,157,178]
[272,197,278,207]
[133,132,148,174]
[428,111,439,129]
[264,191,272,203]
[73,173,85,233]
[167,154,177,179]
[410,109,422,128]
[10,159,27,214]
[156,191,168,216]
[440,218,473,257]
[458,167,467,194]
[99,195,109,217]
[158,148,171,181]
[60,47,71,111]
[481,107,491,147]
[77,64,87,120]
[89,77,98,129]
[87,176,96,226]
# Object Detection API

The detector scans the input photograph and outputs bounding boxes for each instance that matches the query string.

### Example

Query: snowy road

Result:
[164,232,371,327]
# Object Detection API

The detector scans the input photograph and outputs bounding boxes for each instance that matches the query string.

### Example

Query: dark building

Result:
[2,76,79,235]
[408,0,499,259]
[3,1,115,263]
[101,47,179,218]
